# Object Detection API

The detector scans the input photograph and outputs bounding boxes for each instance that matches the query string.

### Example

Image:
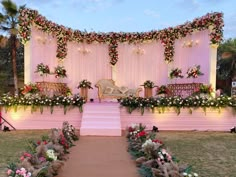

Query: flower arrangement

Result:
[169,67,183,79]
[35,63,50,76]
[120,95,236,115]
[156,85,171,95]
[186,65,204,78]
[77,79,93,89]
[194,84,213,95]
[141,80,156,88]
[6,122,79,177]
[19,7,223,65]
[21,83,41,95]
[126,123,199,177]
[0,93,85,114]
[7,166,32,177]
[54,65,67,78]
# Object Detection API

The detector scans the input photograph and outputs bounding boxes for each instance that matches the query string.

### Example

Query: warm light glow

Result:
[78,47,91,54]
[36,36,47,44]
[182,39,199,47]
[10,111,23,120]
[133,46,145,55]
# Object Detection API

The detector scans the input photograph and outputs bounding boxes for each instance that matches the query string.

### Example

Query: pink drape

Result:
[30,27,111,99]
[116,42,167,95]
[172,30,210,84]
[29,27,210,98]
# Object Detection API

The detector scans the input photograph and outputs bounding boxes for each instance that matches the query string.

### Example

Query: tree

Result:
[217,38,236,95]
[0,0,20,94]
[217,38,236,80]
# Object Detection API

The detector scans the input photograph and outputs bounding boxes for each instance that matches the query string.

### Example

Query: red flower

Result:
[137,130,147,137]
[152,139,163,144]
[128,127,135,132]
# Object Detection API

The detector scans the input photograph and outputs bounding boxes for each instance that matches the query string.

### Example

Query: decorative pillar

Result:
[24,41,31,84]
[209,44,218,97]
[111,65,117,81]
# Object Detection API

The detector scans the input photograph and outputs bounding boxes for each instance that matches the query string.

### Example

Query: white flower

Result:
[188,174,192,177]
[193,173,198,177]
[46,149,57,161]
[182,172,187,176]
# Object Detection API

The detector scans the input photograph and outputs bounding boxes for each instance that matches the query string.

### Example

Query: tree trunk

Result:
[11,34,18,95]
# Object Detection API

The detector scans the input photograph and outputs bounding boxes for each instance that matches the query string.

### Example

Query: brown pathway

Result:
[57,136,139,177]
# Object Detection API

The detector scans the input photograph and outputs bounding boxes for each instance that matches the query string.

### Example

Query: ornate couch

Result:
[95,79,142,102]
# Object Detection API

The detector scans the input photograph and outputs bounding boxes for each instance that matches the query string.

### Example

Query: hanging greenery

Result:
[18,7,224,65]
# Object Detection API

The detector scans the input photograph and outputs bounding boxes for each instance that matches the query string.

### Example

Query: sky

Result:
[12,0,236,39]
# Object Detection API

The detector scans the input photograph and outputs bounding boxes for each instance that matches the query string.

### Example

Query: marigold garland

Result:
[18,7,224,65]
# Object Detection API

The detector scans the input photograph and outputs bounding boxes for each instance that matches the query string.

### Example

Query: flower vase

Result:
[80,87,88,102]
[144,88,152,98]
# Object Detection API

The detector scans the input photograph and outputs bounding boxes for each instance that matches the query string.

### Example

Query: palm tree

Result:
[0,0,20,94]
[217,38,236,80]
[217,38,236,95]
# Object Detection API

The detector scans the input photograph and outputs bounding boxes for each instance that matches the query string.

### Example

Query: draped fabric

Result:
[172,30,210,84]
[29,27,210,99]
[30,27,111,99]
[116,42,167,95]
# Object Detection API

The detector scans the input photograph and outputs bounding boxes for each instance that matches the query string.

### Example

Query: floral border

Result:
[18,8,224,65]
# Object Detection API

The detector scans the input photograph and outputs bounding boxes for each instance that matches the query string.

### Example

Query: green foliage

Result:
[138,165,153,177]
[120,95,236,115]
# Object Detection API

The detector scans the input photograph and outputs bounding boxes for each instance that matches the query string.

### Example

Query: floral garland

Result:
[18,7,223,65]
[127,123,199,176]
[6,122,79,177]
[0,93,85,114]
[120,95,236,115]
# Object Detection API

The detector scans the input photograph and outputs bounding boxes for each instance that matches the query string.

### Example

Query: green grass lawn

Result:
[157,131,236,177]
[0,130,49,176]
[0,130,236,177]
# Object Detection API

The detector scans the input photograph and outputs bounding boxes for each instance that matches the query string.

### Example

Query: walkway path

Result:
[57,136,139,177]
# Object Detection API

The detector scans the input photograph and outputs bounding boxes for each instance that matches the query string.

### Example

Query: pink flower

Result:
[7,169,12,175]
[16,169,20,174]
[20,156,24,161]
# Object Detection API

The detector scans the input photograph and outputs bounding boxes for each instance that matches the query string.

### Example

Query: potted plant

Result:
[54,65,67,82]
[169,67,183,83]
[186,65,204,82]
[35,63,50,81]
[193,84,213,98]
[156,85,170,97]
[77,79,93,101]
[141,80,156,98]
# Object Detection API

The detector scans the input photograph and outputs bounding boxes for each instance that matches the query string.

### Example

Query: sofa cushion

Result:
[104,86,114,94]
[119,86,129,94]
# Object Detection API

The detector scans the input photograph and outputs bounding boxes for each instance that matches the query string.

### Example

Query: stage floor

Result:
[1,100,236,132]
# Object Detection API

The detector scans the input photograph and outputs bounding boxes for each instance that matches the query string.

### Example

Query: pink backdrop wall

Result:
[27,27,211,99]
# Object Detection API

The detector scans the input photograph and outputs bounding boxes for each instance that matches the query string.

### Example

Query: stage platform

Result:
[1,100,236,134]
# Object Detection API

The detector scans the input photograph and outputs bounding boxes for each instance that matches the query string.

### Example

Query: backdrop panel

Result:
[116,42,167,96]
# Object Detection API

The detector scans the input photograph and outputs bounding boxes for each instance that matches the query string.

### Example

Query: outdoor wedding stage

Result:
[1,8,235,136]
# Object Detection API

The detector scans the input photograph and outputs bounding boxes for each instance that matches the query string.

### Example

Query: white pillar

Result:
[111,65,117,81]
[24,41,31,84]
[209,44,218,95]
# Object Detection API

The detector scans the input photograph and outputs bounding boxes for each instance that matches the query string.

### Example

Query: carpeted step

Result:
[80,102,121,136]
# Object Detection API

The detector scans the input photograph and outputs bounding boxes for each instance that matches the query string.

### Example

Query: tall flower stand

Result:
[144,88,153,98]
[80,88,88,102]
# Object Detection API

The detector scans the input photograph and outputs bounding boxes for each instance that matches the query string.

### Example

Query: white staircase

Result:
[80,102,122,136]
